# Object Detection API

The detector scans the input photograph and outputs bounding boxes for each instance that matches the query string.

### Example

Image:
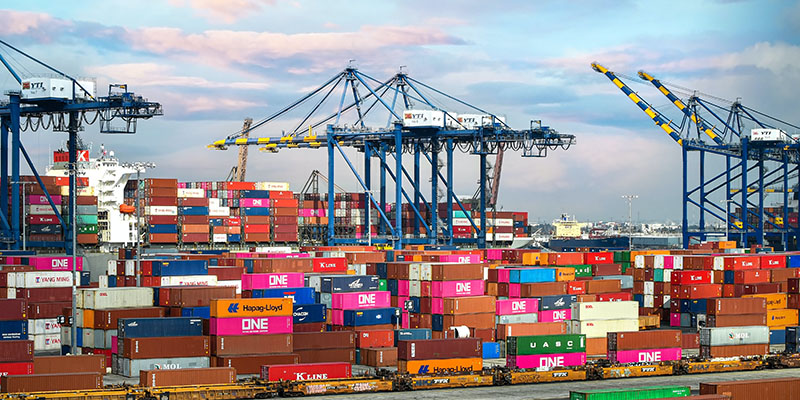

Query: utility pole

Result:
[622,195,638,250]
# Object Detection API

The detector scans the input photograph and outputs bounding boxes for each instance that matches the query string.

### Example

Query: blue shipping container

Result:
[181,307,211,319]
[180,206,209,216]
[509,268,556,283]
[293,303,326,324]
[320,275,380,293]
[240,190,270,198]
[770,328,787,345]
[149,224,178,234]
[538,294,576,311]
[387,279,399,296]
[80,271,91,286]
[227,234,242,243]
[394,328,432,346]
[243,207,270,216]
[482,342,501,359]
[375,263,388,279]
[789,255,800,268]
[680,299,707,314]
[405,297,421,313]
[76,327,82,347]
[209,219,224,227]
[151,259,209,276]
[432,314,444,331]
[117,317,203,338]
[343,308,396,327]
[0,320,27,341]
[251,287,315,305]
[108,275,118,287]
[786,326,800,345]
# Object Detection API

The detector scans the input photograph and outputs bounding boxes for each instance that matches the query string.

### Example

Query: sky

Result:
[1,0,798,224]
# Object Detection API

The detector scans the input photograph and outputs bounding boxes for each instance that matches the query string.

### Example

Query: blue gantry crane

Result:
[0,41,163,251]
[210,66,575,248]
[593,63,800,250]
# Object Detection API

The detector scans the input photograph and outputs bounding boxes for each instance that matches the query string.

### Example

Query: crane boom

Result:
[227,118,253,181]
[489,146,504,209]
[638,71,725,145]
[591,63,683,145]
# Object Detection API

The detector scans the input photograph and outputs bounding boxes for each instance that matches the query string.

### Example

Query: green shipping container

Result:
[77,224,98,234]
[76,215,98,225]
[452,210,469,219]
[565,265,592,278]
[621,262,631,274]
[613,250,631,263]
[378,279,387,291]
[653,269,665,282]
[570,385,690,400]
[507,334,585,355]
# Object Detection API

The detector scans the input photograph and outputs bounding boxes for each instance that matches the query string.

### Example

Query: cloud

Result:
[0,9,71,42]
[85,63,271,90]
[169,0,277,23]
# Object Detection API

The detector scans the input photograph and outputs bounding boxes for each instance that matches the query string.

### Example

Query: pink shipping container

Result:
[398,280,409,297]
[670,313,681,327]
[28,195,62,205]
[431,280,485,297]
[538,308,571,323]
[209,316,293,335]
[438,254,481,263]
[486,249,503,260]
[239,198,270,207]
[507,352,586,369]
[331,291,391,310]
[608,347,682,364]
[430,298,444,314]
[241,273,304,290]
[330,310,343,325]
[111,336,118,354]
[509,283,521,298]
[497,269,511,283]
[265,253,311,259]
[496,299,539,315]
[29,256,84,271]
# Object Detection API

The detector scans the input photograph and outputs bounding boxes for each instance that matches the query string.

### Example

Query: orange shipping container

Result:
[767,309,799,327]
[210,298,292,318]
[550,253,584,265]
[397,357,482,375]
[356,330,394,349]
[521,253,541,265]
[496,322,566,340]
[555,267,576,282]
[744,293,788,310]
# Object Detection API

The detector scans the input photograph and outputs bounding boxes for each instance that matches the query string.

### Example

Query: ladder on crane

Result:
[226,118,253,181]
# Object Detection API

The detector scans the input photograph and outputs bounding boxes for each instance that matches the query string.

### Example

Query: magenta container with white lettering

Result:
[241,273,304,290]
[496,299,539,315]
[608,347,681,364]
[398,280,410,297]
[508,283,521,298]
[438,254,481,263]
[27,195,62,205]
[538,308,571,322]
[331,291,391,310]
[29,256,83,271]
[507,352,586,369]
[239,198,270,208]
[431,280,485,297]
[209,316,293,335]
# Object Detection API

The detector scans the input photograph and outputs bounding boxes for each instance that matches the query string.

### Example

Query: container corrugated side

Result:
[568,319,638,339]
[570,301,638,321]
[569,385,691,400]
[82,288,154,310]
[507,334,585,355]
[699,325,769,346]
[700,377,800,399]
[117,356,210,378]
[140,367,235,387]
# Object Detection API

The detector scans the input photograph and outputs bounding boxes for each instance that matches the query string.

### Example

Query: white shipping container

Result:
[60,186,95,196]
[489,218,514,227]
[217,280,242,294]
[496,313,538,325]
[158,275,218,286]
[118,356,210,378]
[83,329,94,349]
[29,204,60,215]
[643,295,655,308]
[256,182,290,191]
[60,326,71,347]
[699,325,769,346]
[107,260,117,276]
[125,260,135,276]
[75,308,85,328]
[81,287,154,310]
[409,280,421,297]
[5,288,15,299]
[21,77,95,101]
[209,198,221,208]
[420,264,433,281]
[12,271,73,288]
[454,114,506,129]
[643,281,654,295]
[403,109,446,128]
[212,233,227,243]
[634,255,645,269]
[209,206,230,217]
[98,275,109,289]
[319,293,332,309]
[571,301,639,321]
[147,206,178,216]
[409,264,421,281]
[569,319,639,339]
[485,233,514,241]
[253,246,293,254]
[452,218,472,227]
[28,318,61,335]
[750,128,788,142]
[33,334,62,351]
[177,188,206,198]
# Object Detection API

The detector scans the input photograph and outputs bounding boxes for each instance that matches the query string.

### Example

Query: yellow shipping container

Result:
[767,308,798,327]
[744,293,787,310]
[210,298,293,318]
[555,267,576,282]
[718,241,736,249]
[82,309,94,329]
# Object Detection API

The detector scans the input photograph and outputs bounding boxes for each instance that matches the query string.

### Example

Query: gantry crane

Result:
[0,41,162,251]
[226,118,253,181]
[210,66,575,248]
[593,63,800,249]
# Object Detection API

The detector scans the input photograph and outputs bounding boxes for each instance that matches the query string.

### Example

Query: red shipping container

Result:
[356,330,394,348]
[269,191,294,199]
[734,270,771,284]
[147,215,178,225]
[16,288,72,302]
[312,257,347,273]
[0,342,33,363]
[760,254,786,268]
[567,281,587,295]
[263,362,351,381]
[0,299,27,320]
[596,292,633,302]
[226,181,256,191]
[0,362,33,376]
[586,252,613,264]
[680,284,722,299]
[244,224,270,234]
[244,233,270,242]
[550,253,584,265]
[672,271,713,285]
[28,302,70,319]
[723,256,760,270]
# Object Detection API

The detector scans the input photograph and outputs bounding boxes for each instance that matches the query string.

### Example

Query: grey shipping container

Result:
[699,326,769,347]
[538,294,576,311]
[320,275,379,293]
[117,356,210,378]
[496,313,539,325]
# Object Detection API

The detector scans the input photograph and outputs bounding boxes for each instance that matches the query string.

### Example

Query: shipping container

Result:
[321,275,380,293]
[0,341,33,363]
[293,331,356,350]
[213,354,300,374]
[117,356,210,378]
[33,354,105,374]
[707,297,767,315]
[700,343,769,358]
[608,330,682,351]
[211,334,292,356]
[1,372,101,393]
[700,377,800,399]
[263,362,351,381]
[571,301,638,321]
[294,348,355,364]
[397,338,482,360]
[507,352,586,369]
[120,336,209,359]
[507,334,586,355]
[699,326,769,346]
[608,347,682,364]
[209,298,293,318]
[117,317,203,338]
[209,316,293,335]
[139,367,237,387]
[569,386,691,400]
[397,357,482,375]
